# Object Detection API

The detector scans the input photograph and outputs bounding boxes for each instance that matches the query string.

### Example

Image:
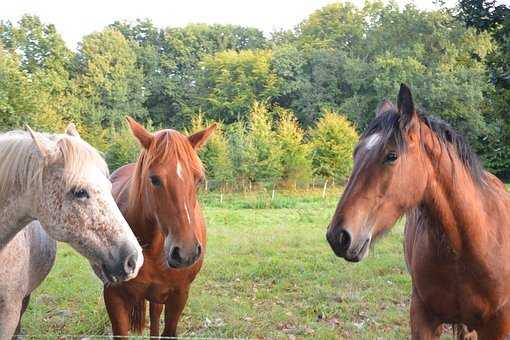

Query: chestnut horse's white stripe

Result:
[184,203,191,224]
[176,162,183,180]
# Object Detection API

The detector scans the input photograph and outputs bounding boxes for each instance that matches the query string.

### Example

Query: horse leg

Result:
[14,294,31,336]
[149,302,164,338]
[161,287,190,338]
[410,291,442,340]
[475,311,510,340]
[0,297,23,340]
[103,286,131,338]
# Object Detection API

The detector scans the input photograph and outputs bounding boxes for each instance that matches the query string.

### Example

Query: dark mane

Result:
[363,109,485,185]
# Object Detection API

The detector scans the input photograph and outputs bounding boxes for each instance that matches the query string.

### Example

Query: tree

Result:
[275,108,313,187]
[195,50,280,123]
[457,0,510,176]
[310,111,359,181]
[111,21,267,128]
[75,28,147,130]
[190,112,233,183]
[225,121,257,183]
[0,15,75,131]
[247,101,283,183]
[0,46,35,127]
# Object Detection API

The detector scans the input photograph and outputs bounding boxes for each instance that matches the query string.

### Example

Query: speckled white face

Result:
[31,136,143,285]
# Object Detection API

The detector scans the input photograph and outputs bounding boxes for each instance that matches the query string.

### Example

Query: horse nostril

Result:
[123,251,138,276]
[170,246,182,262]
[339,229,352,252]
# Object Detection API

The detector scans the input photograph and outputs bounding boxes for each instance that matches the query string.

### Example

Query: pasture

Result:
[22,188,412,339]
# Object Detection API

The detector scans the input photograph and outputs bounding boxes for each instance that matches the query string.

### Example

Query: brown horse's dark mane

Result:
[128,129,204,216]
[362,108,486,186]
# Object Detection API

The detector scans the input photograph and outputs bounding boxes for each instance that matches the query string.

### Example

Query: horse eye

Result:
[384,151,398,164]
[71,188,89,200]
[150,175,162,187]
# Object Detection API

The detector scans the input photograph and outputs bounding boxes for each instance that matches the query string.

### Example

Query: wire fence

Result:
[200,178,344,196]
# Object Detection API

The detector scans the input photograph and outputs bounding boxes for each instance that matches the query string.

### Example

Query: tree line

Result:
[0,0,508,186]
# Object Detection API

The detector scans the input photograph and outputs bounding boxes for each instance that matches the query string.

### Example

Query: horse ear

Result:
[188,123,217,150]
[375,99,394,117]
[26,125,53,158]
[397,83,417,129]
[126,116,153,149]
[65,123,80,138]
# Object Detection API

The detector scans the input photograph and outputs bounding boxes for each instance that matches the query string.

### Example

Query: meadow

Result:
[23,183,510,338]
[20,188,412,339]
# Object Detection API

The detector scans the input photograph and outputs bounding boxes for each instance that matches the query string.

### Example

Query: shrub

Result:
[310,110,359,181]
[275,108,313,188]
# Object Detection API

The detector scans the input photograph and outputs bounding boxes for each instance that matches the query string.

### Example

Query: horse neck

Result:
[420,144,509,263]
[0,186,38,249]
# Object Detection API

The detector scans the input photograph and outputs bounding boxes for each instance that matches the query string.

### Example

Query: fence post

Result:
[322,180,328,198]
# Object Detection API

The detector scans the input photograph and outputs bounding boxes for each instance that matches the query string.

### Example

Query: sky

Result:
[1,0,507,49]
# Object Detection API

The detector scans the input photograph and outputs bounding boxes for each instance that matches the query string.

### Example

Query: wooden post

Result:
[271,188,275,200]
[322,180,328,198]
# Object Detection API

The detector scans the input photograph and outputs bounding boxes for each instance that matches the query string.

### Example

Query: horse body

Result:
[104,118,214,337]
[404,173,510,337]
[0,221,56,338]
[327,84,510,339]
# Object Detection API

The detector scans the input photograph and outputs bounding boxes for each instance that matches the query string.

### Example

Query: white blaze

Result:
[176,161,183,180]
[184,203,191,224]
[365,133,381,150]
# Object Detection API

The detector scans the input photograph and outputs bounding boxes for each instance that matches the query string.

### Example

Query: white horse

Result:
[0,124,144,338]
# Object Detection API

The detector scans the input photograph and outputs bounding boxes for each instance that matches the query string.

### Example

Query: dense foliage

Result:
[0,0,508,185]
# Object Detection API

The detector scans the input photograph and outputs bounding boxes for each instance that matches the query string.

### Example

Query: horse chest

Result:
[410,231,497,326]
[125,257,203,304]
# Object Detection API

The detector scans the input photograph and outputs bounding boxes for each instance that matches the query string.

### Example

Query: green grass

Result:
[22,189,412,338]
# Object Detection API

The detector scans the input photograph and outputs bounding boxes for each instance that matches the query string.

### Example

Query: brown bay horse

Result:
[104,117,215,337]
[327,84,510,339]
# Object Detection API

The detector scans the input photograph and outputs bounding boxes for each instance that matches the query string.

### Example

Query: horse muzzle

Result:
[327,225,371,262]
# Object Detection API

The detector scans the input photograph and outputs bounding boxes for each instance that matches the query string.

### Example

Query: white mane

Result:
[0,130,108,199]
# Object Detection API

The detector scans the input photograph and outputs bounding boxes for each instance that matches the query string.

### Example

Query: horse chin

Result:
[345,237,371,262]
[91,262,117,286]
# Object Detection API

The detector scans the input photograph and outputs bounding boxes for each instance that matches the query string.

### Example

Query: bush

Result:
[275,108,313,188]
[310,110,359,181]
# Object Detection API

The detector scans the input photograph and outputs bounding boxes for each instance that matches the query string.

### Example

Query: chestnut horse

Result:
[327,84,510,339]
[104,117,215,337]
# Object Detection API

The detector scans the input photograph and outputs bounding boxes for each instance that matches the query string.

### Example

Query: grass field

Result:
[21,189,416,338]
